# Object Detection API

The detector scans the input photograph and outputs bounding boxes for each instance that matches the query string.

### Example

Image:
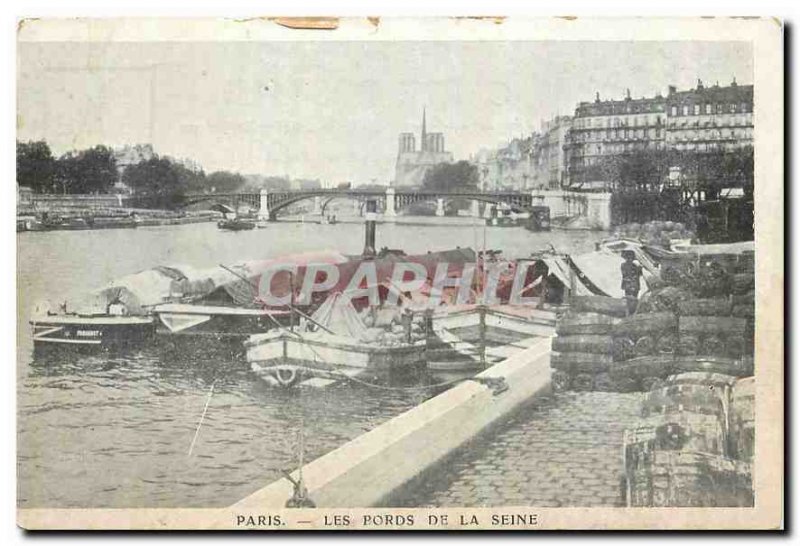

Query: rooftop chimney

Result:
[697,78,704,90]
[731,76,738,87]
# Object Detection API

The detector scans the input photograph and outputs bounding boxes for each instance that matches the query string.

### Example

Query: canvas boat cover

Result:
[670,241,754,255]
[539,249,646,299]
[205,251,350,308]
[310,292,369,339]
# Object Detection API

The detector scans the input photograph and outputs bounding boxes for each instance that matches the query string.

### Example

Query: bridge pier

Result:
[312,196,322,216]
[471,199,481,218]
[258,189,270,221]
[384,188,397,221]
[363,199,377,258]
[435,198,445,217]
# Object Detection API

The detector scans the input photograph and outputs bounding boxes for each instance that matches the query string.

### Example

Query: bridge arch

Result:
[180,189,533,220]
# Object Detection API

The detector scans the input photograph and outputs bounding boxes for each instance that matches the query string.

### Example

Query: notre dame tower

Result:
[393,108,453,187]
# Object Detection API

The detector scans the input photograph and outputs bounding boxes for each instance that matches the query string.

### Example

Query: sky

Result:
[17,40,752,185]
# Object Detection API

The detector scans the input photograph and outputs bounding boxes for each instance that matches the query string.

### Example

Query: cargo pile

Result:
[637,249,755,379]
[551,247,755,392]
[611,221,695,248]
[623,373,754,507]
[550,296,627,392]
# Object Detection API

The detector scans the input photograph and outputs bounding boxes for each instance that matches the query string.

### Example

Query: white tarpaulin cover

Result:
[310,293,369,339]
[540,250,646,299]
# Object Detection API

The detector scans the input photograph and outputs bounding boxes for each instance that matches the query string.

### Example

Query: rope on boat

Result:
[188,380,216,457]
[253,360,470,392]
[339,372,470,392]
[221,262,474,392]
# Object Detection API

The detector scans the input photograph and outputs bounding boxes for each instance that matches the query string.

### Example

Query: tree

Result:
[122,155,205,208]
[17,140,56,193]
[206,171,246,193]
[56,145,118,194]
[671,145,754,200]
[421,161,480,192]
[592,148,670,192]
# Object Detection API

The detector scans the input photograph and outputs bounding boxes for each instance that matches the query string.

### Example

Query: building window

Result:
[741,102,749,113]
[730,103,737,113]
[693,104,700,115]
[717,103,724,114]
[705,104,711,114]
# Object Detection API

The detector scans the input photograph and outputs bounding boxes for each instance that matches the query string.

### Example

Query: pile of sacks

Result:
[551,248,755,392]
[550,296,627,392]
[611,221,695,249]
[633,250,755,381]
[623,372,754,507]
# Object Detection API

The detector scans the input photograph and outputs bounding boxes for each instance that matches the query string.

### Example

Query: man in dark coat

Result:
[620,250,643,315]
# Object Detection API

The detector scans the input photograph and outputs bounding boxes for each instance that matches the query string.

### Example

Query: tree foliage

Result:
[17,140,56,193]
[206,170,246,193]
[421,160,480,192]
[122,156,205,208]
[55,145,118,194]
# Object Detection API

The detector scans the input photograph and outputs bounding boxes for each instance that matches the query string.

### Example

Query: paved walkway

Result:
[398,392,645,507]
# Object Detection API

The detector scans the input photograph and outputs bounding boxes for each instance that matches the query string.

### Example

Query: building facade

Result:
[473,137,532,191]
[665,79,754,153]
[393,109,453,188]
[564,79,754,185]
[532,115,573,189]
[565,89,667,186]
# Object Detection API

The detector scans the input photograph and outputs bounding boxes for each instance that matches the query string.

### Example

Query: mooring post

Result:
[289,271,296,332]
[478,304,487,369]
[362,198,377,258]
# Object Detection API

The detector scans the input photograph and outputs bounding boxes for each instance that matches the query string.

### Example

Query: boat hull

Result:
[30,315,155,349]
[246,331,427,373]
[153,303,293,341]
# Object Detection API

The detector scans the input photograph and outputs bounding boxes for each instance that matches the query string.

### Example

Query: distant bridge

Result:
[182,188,535,220]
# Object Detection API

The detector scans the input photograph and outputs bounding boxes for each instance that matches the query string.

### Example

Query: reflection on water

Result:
[17,221,605,508]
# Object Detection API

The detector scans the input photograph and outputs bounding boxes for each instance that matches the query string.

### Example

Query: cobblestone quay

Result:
[395,392,644,508]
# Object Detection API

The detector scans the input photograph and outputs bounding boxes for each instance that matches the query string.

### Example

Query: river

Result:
[17,219,606,508]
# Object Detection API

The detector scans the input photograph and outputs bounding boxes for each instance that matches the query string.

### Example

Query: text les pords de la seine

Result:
[235,512,541,528]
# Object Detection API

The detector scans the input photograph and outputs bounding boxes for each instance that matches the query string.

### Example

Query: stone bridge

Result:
[182,188,536,221]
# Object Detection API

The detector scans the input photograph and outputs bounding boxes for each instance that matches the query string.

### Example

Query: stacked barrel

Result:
[550,248,754,394]
[623,372,754,507]
[610,311,678,391]
[550,296,627,392]
[661,250,754,377]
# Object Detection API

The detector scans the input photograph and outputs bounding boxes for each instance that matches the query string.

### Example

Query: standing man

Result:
[620,250,643,315]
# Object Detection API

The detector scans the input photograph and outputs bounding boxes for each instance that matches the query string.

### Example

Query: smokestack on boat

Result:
[363,198,377,258]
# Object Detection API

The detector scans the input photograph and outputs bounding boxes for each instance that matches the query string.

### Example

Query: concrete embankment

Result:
[233,337,553,509]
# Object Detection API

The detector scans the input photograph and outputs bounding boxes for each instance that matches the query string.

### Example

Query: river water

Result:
[17,219,606,508]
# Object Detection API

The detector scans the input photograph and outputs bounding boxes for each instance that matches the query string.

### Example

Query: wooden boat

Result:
[247,330,427,387]
[31,313,155,348]
[426,305,557,371]
[524,205,551,232]
[218,218,256,231]
[153,302,292,340]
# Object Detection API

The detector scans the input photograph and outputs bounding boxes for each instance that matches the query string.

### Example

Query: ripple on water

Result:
[18,223,605,508]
